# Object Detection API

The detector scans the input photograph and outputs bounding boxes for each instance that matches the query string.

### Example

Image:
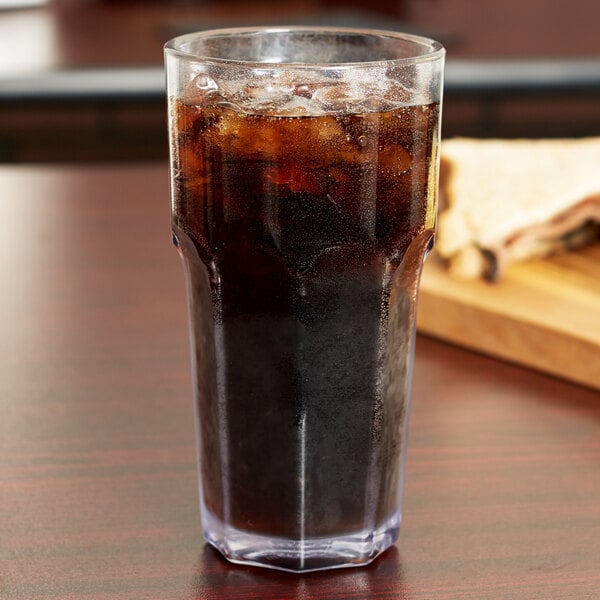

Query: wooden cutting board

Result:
[417,244,600,390]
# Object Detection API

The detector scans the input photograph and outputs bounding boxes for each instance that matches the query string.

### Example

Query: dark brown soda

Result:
[171,100,439,539]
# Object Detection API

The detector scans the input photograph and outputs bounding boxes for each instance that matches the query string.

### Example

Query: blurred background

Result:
[0,0,599,162]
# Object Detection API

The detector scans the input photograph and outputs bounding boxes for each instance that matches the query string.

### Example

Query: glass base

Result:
[202,508,400,573]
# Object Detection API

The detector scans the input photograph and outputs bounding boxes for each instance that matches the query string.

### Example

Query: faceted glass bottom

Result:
[202,508,401,573]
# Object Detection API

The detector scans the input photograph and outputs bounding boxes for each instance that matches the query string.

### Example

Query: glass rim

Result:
[164,26,445,69]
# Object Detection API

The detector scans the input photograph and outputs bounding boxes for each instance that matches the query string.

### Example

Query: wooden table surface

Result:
[1,163,599,599]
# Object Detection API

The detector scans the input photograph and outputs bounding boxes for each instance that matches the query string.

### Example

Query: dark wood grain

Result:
[1,164,599,600]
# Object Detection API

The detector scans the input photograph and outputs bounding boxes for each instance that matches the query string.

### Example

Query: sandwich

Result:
[436,137,600,281]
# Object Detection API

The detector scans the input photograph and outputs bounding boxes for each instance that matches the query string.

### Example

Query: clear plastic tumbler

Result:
[165,27,444,572]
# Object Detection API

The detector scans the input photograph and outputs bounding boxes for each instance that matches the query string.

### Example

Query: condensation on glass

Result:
[165,27,444,573]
